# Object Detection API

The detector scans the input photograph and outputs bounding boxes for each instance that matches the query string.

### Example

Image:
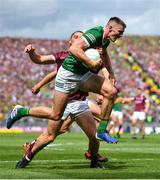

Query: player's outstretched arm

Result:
[121,97,134,104]
[144,99,150,113]
[32,71,57,94]
[24,44,55,64]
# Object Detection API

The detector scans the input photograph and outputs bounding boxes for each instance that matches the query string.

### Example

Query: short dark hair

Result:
[70,31,84,39]
[109,17,126,28]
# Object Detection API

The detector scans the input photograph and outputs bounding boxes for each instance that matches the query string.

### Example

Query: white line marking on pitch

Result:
[0,158,156,163]
[0,159,83,163]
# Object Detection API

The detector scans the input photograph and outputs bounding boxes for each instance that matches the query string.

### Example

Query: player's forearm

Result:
[36,77,52,89]
[114,97,123,104]
[102,49,114,75]
[123,97,134,104]
[28,51,42,64]
[69,46,94,67]
[28,52,55,64]
[145,102,150,112]
[37,71,57,88]
[101,67,110,79]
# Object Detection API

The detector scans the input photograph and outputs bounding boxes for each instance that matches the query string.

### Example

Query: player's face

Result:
[104,22,124,42]
[137,89,142,95]
[70,32,83,45]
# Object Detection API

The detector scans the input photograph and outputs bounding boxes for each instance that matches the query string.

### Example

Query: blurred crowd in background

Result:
[0,36,160,132]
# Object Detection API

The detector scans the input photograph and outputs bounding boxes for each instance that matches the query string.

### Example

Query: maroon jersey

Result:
[53,51,88,101]
[134,95,146,112]
[53,51,69,70]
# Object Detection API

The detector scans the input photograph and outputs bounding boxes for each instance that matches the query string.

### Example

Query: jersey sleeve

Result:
[82,27,102,47]
[53,51,69,70]
[82,26,110,48]
[53,51,68,62]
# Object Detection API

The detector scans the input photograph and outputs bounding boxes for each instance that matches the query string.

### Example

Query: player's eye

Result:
[119,31,123,35]
[74,35,78,39]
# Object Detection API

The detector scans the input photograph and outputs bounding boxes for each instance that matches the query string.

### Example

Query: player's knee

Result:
[103,86,117,98]
[110,87,117,97]
[131,121,136,126]
[49,112,62,121]
[59,127,68,134]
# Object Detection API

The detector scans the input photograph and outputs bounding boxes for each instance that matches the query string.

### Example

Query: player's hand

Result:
[32,85,40,94]
[144,109,148,113]
[24,44,35,53]
[88,58,103,71]
[96,95,104,105]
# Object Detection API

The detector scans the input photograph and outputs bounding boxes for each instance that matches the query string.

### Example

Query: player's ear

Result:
[69,40,72,45]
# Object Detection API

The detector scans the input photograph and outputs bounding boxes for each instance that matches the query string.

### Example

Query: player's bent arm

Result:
[33,71,57,90]
[101,67,110,80]
[114,97,123,104]
[102,48,115,77]
[114,97,134,104]
[29,52,55,64]
[69,38,102,70]
[25,44,55,64]
[122,97,134,104]
[144,99,150,113]
[38,54,55,64]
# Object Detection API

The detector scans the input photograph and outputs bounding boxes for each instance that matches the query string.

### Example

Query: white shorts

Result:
[112,110,123,119]
[131,111,146,121]
[61,99,90,121]
[55,66,93,93]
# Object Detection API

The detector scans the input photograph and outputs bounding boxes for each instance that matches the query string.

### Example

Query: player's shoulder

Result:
[83,26,104,45]
[53,51,69,59]
[85,26,103,34]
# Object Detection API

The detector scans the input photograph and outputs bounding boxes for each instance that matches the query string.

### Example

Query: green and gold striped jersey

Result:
[62,26,110,75]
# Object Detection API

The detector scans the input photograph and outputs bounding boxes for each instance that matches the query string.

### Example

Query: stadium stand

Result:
[0,36,160,132]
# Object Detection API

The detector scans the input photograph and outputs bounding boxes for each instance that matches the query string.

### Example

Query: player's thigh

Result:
[131,118,137,126]
[139,112,146,121]
[131,112,138,124]
[118,117,124,125]
[110,112,118,123]
[79,74,115,96]
[79,74,108,95]
[76,111,96,138]
[53,90,71,116]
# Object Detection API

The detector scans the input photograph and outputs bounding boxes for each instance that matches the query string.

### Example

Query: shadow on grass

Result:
[26,160,136,170]
[28,161,89,169]
[106,161,140,170]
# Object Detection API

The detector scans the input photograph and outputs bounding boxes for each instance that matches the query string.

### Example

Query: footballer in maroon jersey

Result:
[131,88,150,139]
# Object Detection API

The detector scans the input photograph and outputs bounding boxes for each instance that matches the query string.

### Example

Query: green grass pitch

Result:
[1,132,160,179]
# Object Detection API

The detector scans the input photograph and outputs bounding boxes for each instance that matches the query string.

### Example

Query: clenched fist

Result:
[24,44,35,53]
